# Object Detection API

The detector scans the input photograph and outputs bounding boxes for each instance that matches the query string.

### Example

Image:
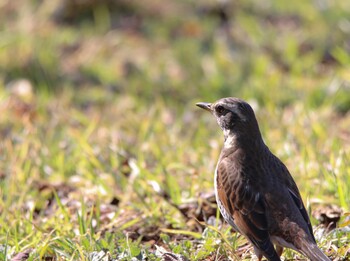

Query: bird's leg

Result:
[276,246,284,257]
[253,246,263,261]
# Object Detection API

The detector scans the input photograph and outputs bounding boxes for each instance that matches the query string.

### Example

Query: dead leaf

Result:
[313,204,342,232]
[11,249,32,261]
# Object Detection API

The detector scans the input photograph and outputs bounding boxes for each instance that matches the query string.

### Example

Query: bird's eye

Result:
[216,105,226,115]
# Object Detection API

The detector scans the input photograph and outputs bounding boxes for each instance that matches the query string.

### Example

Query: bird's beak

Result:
[196,102,212,112]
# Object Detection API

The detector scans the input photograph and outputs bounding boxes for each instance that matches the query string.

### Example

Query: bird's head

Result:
[196,97,262,146]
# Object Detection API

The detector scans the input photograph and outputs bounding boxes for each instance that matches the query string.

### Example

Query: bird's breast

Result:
[214,165,238,230]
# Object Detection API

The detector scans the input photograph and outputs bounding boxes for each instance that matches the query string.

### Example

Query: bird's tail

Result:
[300,240,330,261]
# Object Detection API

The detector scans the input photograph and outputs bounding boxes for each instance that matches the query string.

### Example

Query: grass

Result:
[0,0,350,260]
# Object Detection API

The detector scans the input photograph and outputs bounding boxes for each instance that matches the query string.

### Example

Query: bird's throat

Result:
[223,130,237,149]
[223,128,264,151]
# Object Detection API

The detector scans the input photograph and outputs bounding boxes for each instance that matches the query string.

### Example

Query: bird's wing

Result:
[216,158,280,260]
[280,164,329,259]
[272,155,315,242]
[285,175,316,242]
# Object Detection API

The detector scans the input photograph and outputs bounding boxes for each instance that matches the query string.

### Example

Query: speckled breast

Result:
[214,166,238,231]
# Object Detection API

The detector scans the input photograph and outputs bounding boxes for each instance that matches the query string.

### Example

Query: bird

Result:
[196,97,330,261]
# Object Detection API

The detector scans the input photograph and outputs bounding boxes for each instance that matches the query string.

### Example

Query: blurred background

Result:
[2,0,350,106]
[0,0,350,260]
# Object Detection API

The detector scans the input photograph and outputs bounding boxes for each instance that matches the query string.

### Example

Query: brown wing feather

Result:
[276,157,316,242]
[287,182,316,242]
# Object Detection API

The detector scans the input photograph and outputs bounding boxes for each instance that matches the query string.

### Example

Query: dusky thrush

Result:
[196,97,330,261]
